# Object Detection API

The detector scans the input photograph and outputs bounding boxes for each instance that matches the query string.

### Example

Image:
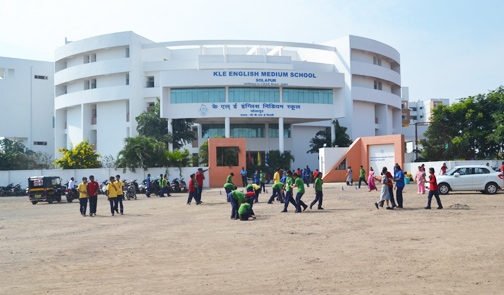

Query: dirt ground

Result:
[1,182,504,295]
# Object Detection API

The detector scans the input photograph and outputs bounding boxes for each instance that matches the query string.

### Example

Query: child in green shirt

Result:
[310,172,324,210]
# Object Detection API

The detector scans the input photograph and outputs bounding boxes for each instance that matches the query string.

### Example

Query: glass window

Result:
[230,124,265,138]
[474,168,490,174]
[201,124,225,138]
[171,88,225,104]
[229,88,280,102]
[283,88,333,104]
[269,124,291,138]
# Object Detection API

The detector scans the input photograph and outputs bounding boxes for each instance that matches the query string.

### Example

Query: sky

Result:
[1,0,503,102]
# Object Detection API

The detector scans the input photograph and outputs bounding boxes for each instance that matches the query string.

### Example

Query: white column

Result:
[167,118,173,152]
[225,117,230,138]
[331,119,336,146]
[279,117,284,153]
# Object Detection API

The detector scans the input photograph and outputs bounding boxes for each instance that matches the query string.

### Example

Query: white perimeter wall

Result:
[319,147,349,177]
[0,167,209,188]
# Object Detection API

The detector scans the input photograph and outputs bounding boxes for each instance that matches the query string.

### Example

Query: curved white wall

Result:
[53,32,402,168]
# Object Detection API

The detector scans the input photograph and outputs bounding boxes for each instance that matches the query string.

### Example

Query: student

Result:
[394,165,405,208]
[240,167,248,187]
[425,167,443,209]
[227,172,235,185]
[440,163,448,175]
[306,165,311,184]
[229,190,246,220]
[358,165,368,188]
[273,168,281,184]
[164,174,172,196]
[415,166,426,195]
[385,169,397,208]
[106,176,118,216]
[87,175,99,217]
[254,170,260,185]
[187,173,201,205]
[310,172,324,210]
[77,177,88,217]
[115,175,124,215]
[302,168,309,187]
[281,170,297,212]
[313,169,319,179]
[368,168,378,192]
[145,174,152,197]
[238,196,256,221]
[374,167,393,210]
[292,173,308,212]
[259,170,266,193]
[223,182,236,202]
[268,181,285,204]
[195,168,205,202]
[345,167,353,186]
[246,183,260,202]
[158,174,166,197]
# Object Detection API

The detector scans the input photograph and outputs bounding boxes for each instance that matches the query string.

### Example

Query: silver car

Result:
[427,165,503,195]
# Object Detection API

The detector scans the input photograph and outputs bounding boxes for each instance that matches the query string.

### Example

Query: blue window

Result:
[171,88,225,104]
[231,124,265,138]
[229,88,280,103]
[283,88,333,104]
[202,124,225,138]
[269,124,291,138]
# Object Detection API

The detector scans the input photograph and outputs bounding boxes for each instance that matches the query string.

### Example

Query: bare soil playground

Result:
[1,183,503,294]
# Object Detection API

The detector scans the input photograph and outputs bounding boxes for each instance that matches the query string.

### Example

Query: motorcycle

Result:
[12,183,25,196]
[64,180,78,203]
[123,180,137,200]
[171,178,181,193]
[99,180,108,195]
[179,178,188,193]
[1,183,14,196]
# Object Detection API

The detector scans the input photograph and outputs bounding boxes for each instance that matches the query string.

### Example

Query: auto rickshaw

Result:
[28,176,64,205]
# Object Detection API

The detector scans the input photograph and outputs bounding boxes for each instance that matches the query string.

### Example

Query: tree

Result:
[267,150,295,170]
[54,139,101,169]
[0,139,53,170]
[136,98,195,150]
[115,136,167,171]
[115,136,192,172]
[307,119,352,153]
[421,86,504,160]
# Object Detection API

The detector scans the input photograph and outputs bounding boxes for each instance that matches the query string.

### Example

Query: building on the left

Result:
[0,57,55,156]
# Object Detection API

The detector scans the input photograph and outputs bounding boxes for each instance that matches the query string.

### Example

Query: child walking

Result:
[425,168,443,209]
[416,166,426,194]
[374,167,393,210]
[309,172,324,210]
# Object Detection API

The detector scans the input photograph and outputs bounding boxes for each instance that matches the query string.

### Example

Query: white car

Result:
[427,165,504,195]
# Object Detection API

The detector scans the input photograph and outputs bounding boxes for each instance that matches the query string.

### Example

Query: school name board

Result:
[198,103,302,117]
[212,71,318,86]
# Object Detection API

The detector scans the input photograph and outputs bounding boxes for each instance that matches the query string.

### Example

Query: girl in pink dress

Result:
[415,166,426,194]
[368,167,378,191]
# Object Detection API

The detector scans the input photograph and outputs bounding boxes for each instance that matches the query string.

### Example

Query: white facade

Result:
[0,57,55,156]
[406,98,450,124]
[54,32,402,169]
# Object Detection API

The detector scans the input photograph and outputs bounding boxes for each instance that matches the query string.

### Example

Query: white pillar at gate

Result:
[331,119,336,146]
[279,117,284,153]
[225,117,230,138]
[167,119,173,152]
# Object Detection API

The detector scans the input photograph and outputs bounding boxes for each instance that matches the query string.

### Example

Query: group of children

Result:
[223,169,324,220]
[76,174,126,217]
[373,165,442,210]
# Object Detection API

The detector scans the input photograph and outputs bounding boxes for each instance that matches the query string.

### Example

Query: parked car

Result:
[427,165,504,195]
